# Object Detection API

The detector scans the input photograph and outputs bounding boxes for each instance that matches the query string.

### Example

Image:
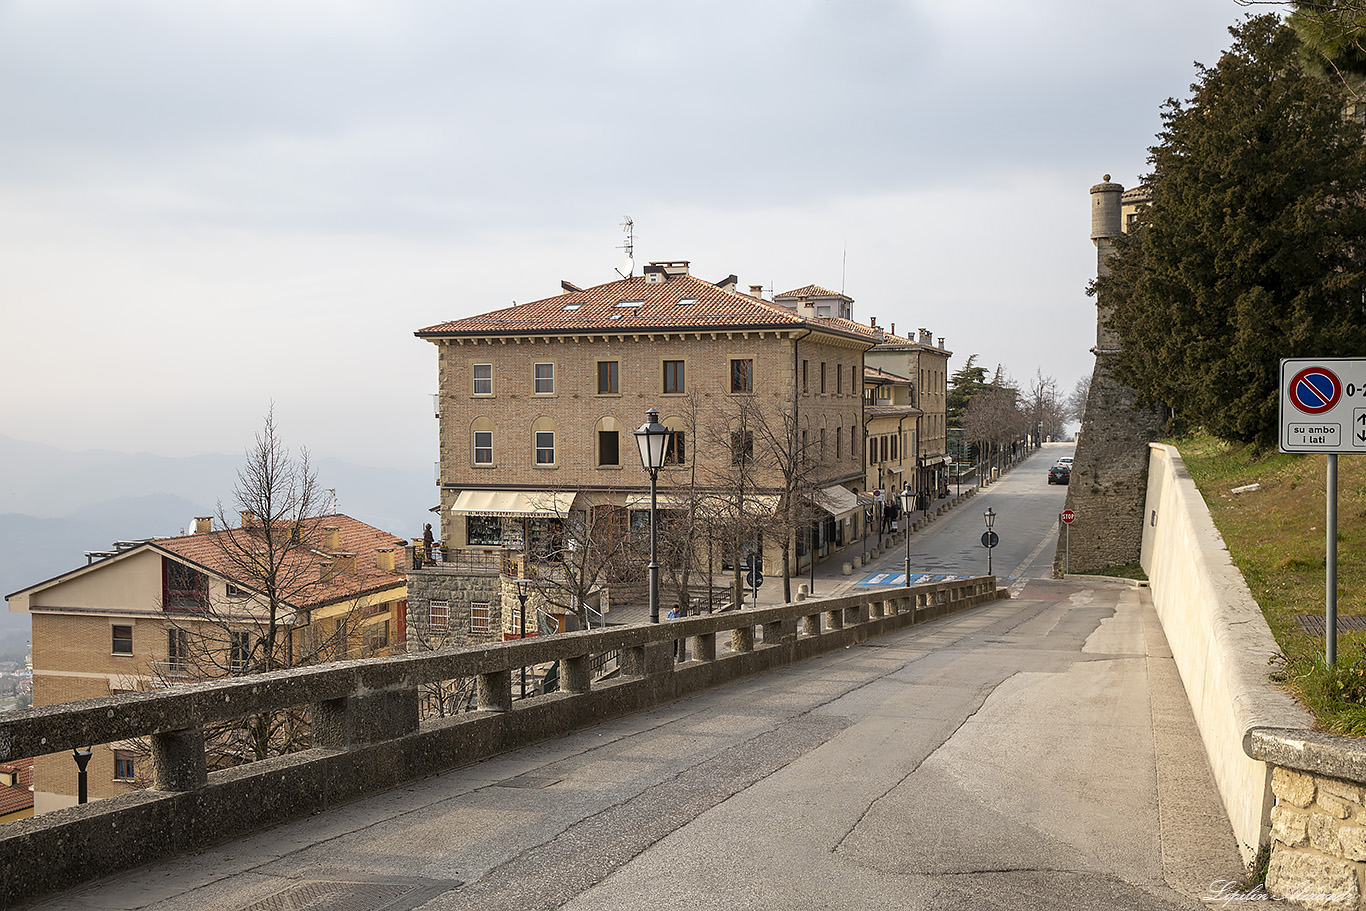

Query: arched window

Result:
[470,417,495,466]
[531,417,557,466]
[594,416,623,467]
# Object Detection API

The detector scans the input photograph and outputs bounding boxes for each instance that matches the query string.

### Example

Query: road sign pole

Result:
[1065,522,1070,576]
[1328,453,1338,665]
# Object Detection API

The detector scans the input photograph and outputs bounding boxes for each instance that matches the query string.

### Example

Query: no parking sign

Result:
[1279,359,1366,453]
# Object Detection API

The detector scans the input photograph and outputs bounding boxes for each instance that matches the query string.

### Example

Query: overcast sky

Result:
[0,0,1246,471]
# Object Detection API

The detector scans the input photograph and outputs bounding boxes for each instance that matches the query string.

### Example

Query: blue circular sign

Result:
[1289,367,1342,415]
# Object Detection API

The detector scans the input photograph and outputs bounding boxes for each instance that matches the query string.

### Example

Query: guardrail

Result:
[0,576,1006,907]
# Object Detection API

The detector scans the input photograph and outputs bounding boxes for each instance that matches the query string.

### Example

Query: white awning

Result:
[450,490,577,518]
[623,493,693,510]
[814,485,860,521]
[885,466,903,474]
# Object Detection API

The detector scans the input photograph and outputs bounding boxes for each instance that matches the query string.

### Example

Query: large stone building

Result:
[414,262,881,616]
[5,513,408,811]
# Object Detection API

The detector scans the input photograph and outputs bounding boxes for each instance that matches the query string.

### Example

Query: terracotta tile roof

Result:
[819,317,913,346]
[774,284,850,301]
[0,759,33,817]
[155,514,408,610]
[415,273,870,343]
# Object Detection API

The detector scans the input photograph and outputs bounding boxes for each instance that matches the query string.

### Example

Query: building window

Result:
[731,430,753,465]
[474,430,493,464]
[802,360,809,393]
[114,751,136,781]
[230,631,250,672]
[663,360,685,394]
[851,426,856,459]
[470,603,492,634]
[364,620,390,652]
[820,362,827,394]
[864,387,876,405]
[730,359,753,393]
[429,600,449,631]
[167,628,189,673]
[535,430,555,465]
[163,560,207,611]
[597,361,618,394]
[836,427,842,459]
[821,428,827,460]
[534,363,554,394]
[473,363,492,395]
[664,430,686,465]
[891,435,899,460]
[112,625,133,655]
[467,516,502,546]
[599,429,620,466]
[836,365,843,395]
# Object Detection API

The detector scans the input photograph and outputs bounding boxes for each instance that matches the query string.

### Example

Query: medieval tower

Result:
[1053,176,1164,575]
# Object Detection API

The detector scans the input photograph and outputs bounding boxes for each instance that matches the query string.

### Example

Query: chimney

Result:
[318,561,336,582]
[939,337,945,349]
[919,328,932,345]
[797,296,816,318]
[749,284,764,300]
[869,316,877,328]
[874,326,885,342]
[333,553,357,575]
[716,274,738,292]
[194,517,212,535]
[239,510,256,528]
[377,547,396,572]
[890,323,896,337]
[323,526,341,550]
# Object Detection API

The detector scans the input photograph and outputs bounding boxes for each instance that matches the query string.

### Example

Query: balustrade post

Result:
[823,608,843,631]
[314,688,420,748]
[691,632,716,661]
[151,726,207,792]
[800,614,821,637]
[844,601,868,626]
[731,626,755,652]
[478,669,513,713]
[561,654,591,694]
[762,618,795,645]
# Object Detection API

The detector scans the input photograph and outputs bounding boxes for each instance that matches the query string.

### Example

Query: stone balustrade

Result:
[0,576,1006,908]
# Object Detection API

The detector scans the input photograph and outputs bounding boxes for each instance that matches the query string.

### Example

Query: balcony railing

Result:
[0,576,1006,907]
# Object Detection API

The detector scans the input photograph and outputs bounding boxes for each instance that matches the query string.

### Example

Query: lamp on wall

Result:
[634,409,669,624]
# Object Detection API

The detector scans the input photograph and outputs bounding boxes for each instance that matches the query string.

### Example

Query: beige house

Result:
[5,513,408,812]
[863,364,920,520]
[865,326,953,500]
[414,261,875,612]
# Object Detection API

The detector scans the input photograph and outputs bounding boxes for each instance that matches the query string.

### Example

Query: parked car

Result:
[1048,464,1071,485]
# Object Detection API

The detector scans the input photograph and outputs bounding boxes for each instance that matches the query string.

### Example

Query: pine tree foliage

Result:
[1100,14,1366,447]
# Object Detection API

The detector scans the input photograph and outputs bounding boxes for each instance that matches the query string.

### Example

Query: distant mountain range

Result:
[0,434,435,654]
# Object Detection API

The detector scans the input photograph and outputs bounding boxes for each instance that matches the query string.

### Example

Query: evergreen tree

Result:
[947,354,990,429]
[1100,14,1366,447]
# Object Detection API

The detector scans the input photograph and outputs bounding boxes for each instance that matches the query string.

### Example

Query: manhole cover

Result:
[494,775,561,789]
[238,879,459,911]
[1297,615,1366,637]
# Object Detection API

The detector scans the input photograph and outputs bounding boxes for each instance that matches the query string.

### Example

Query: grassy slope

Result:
[1176,434,1366,731]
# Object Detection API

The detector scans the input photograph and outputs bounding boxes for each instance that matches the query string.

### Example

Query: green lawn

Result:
[1175,434,1366,733]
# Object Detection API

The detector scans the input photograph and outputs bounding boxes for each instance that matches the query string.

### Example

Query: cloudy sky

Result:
[0,0,1245,470]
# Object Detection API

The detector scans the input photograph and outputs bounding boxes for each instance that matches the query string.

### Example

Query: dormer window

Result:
[677,298,697,306]
[562,303,581,311]
[615,299,643,309]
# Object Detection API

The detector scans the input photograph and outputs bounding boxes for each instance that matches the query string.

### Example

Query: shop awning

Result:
[623,493,694,510]
[814,485,860,521]
[450,490,577,518]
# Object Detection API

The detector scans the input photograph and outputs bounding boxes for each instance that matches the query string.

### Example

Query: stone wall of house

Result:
[405,563,505,651]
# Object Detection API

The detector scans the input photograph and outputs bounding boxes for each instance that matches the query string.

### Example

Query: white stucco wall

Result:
[1142,443,1312,858]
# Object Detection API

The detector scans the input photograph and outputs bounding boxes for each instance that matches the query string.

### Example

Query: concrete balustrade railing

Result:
[0,576,1006,907]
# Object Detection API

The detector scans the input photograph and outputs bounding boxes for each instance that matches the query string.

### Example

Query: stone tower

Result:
[1053,176,1165,575]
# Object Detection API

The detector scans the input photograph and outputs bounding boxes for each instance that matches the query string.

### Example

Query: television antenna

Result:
[615,216,634,278]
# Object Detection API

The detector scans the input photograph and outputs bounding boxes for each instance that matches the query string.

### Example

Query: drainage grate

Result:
[237,879,460,911]
[1297,615,1366,637]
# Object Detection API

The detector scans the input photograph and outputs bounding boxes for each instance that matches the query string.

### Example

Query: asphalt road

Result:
[41,575,1245,911]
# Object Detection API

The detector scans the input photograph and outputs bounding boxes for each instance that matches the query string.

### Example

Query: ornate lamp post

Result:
[634,408,669,624]
[899,484,915,585]
[984,507,997,576]
[514,578,530,698]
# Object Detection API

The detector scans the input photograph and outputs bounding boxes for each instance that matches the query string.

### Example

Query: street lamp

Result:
[899,484,915,585]
[634,408,669,624]
[514,578,530,698]
[984,507,997,576]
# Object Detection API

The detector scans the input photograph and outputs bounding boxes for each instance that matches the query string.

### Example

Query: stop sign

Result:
[1061,509,1075,525]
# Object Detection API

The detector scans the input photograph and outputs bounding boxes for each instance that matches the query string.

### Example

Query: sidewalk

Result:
[606,453,1033,626]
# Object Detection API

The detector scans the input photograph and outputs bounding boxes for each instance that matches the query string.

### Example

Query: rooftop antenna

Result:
[326,488,338,514]
[841,242,847,295]
[615,216,634,279]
